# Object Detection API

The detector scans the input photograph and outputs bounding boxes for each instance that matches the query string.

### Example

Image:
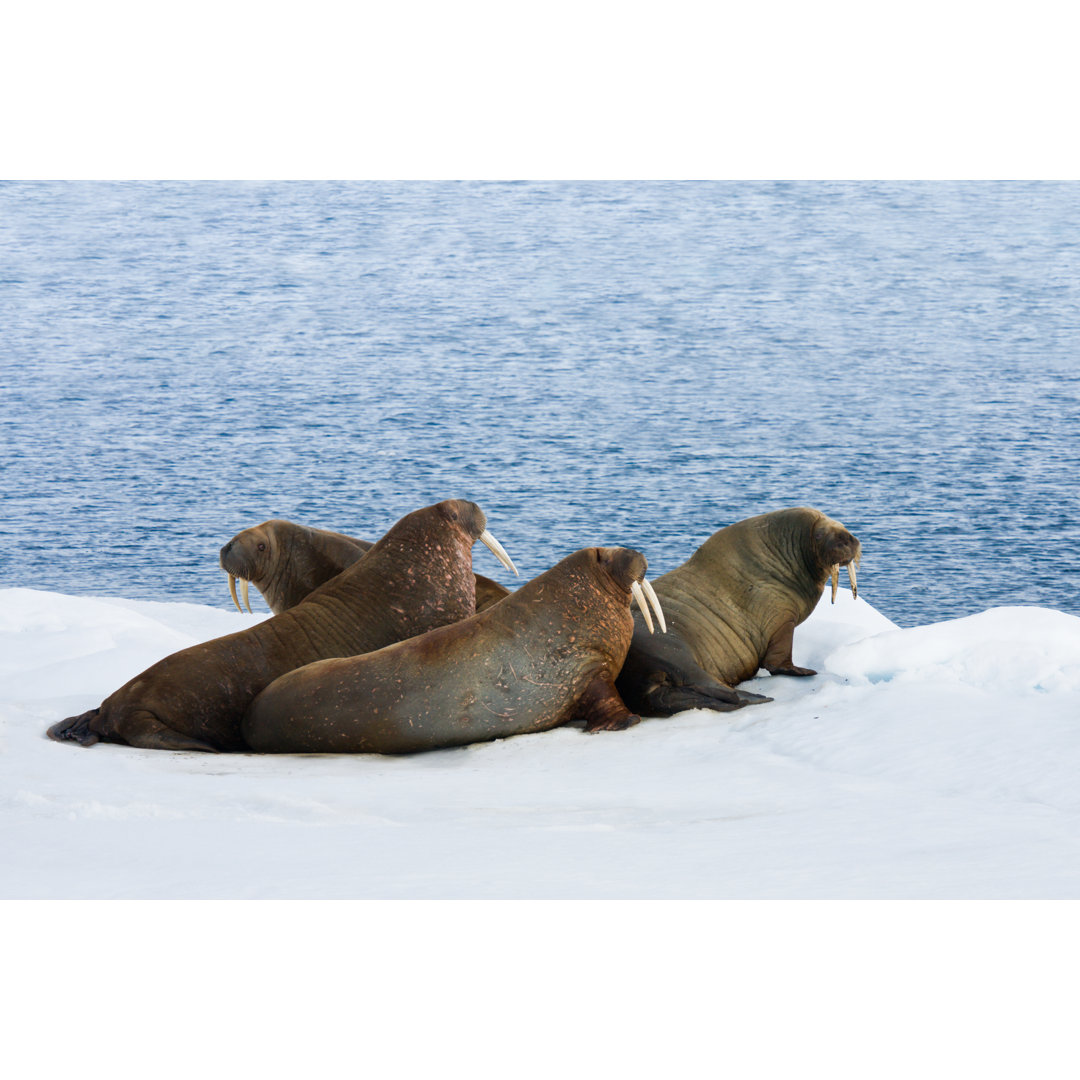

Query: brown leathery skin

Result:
[220,519,509,615]
[242,547,646,755]
[47,500,493,752]
[615,508,861,716]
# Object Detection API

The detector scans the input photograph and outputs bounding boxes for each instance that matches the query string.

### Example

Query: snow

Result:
[3,585,1079,898]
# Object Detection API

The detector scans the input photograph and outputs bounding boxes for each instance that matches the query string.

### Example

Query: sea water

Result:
[2,181,1078,627]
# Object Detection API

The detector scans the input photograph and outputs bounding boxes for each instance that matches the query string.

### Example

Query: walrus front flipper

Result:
[47,709,102,746]
[578,676,642,733]
[762,619,816,677]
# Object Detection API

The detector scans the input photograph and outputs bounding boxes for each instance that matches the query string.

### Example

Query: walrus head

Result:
[431,499,519,576]
[220,520,286,613]
[810,513,862,602]
[594,547,667,633]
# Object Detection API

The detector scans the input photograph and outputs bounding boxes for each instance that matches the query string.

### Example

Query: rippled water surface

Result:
[2,181,1079,627]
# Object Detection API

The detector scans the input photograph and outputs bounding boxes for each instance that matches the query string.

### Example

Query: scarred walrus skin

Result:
[615,507,862,717]
[219,520,511,616]
[47,500,518,753]
[242,547,669,755]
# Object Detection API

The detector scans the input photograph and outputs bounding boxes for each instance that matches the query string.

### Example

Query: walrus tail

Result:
[47,709,102,746]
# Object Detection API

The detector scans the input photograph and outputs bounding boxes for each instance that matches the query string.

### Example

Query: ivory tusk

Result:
[640,578,667,633]
[227,574,242,613]
[847,560,858,600]
[478,529,519,576]
[241,578,253,614]
[631,580,655,634]
[830,564,839,604]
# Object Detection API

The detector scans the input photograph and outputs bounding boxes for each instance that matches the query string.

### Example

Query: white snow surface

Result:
[3,585,1080,898]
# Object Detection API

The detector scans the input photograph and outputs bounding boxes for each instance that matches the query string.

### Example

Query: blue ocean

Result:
[2,181,1078,628]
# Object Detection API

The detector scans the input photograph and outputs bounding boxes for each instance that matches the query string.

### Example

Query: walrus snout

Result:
[595,548,667,634]
[219,530,265,576]
[596,546,648,583]
[811,518,862,602]
[810,515,858,563]
[819,530,860,568]
[220,535,263,613]
[435,500,519,576]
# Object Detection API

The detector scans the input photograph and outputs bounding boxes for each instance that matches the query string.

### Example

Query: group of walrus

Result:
[47,502,861,756]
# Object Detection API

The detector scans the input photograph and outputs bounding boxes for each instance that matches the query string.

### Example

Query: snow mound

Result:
[826,605,1080,695]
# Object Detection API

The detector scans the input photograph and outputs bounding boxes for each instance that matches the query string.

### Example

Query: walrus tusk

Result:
[631,580,655,633]
[640,578,667,633]
[830,564,839,604]
[479,529,519,576]
[241,578,253,614]
[847,560,858,600]
[227,574,242,613]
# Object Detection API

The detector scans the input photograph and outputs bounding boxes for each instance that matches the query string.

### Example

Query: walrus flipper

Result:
[762,619,817,677]
[47,709,102,746]
[636,676,770,717]
[124,728,222,753]
[48,708,219,753]
[578,676,642,733]
[110,711,222,753]
[616,629,772,718]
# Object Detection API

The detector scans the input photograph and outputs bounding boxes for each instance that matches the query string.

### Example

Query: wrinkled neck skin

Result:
[654,509,829,681]
[261,527,371,613]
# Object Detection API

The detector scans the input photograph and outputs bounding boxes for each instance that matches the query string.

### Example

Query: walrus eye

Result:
[257,542,266,552]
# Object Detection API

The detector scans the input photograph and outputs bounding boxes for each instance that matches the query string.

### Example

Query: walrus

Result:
[615,507,862,717]
[47,500,518,752]
[219,520,511,615]
[242,547,669,754]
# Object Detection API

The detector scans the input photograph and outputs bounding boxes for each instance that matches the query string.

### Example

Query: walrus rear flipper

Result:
[47,709,101,746]
[640,678,772,716]
[48,708,219,753]
[111,711,222,753]
[617,629,773,718]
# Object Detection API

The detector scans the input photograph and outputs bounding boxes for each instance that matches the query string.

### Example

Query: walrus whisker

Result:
[830,564,839,604]
[478,529,519,576]
[227,574,242,613]
[641,578,667,633]
[847,560,858,599]
[241,578,253,614]
[631,580,655,633]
